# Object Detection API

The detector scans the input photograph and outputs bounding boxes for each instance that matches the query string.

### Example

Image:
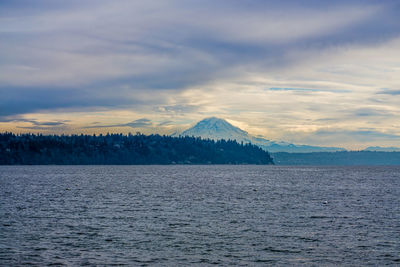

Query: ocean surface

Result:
[1,166,399,266]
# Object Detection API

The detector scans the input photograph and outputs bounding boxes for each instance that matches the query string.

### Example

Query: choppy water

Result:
[1,165,399,266]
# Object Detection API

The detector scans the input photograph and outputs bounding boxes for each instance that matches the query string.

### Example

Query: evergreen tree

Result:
[0,132,274,165]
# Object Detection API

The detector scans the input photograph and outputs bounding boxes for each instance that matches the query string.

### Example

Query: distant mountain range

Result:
[363,146,400,152]
[175,117,345,153]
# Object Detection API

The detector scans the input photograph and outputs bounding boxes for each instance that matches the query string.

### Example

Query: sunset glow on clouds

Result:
[1,0,400,149]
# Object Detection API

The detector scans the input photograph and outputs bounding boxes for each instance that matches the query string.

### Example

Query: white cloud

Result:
[1,1,400,148]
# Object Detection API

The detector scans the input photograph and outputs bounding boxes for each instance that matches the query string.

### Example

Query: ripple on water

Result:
[0,165,399,265]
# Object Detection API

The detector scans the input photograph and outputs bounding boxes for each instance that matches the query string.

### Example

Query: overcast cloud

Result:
[1,0,400,149]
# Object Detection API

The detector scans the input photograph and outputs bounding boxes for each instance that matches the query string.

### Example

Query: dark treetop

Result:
[0,133,273,165]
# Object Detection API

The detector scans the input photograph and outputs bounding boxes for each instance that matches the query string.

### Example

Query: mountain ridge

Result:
[177,117,345,153]
[363,146,400,152]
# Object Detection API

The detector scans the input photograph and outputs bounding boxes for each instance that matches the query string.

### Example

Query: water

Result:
[1,166,399,266]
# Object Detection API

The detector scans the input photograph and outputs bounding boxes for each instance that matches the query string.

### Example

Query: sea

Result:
[1,165,399,266]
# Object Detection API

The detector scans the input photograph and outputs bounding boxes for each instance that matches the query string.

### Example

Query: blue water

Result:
[1,165,399,266]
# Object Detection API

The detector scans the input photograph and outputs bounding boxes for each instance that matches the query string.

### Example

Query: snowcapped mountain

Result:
[180,117,254,143]
[177,117,345,153]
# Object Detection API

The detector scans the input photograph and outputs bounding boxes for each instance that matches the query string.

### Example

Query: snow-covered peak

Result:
[180,117,250,142]
[177,117,345,152]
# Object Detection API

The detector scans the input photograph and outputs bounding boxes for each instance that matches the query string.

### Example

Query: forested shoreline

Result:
[0,133,274,165]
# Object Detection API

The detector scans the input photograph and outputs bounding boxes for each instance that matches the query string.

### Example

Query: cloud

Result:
[83,118,153,129]
[352,108,391,117]
[157,121,174,126]
[377,89,400,95]
[155,105,200,115]
[14,119,70,131]
[268,87,350,93]
[1,1,400,148]
[16,125,69,131]
[315,129,400,139]
[0,85,146,117]
[277,127,400,149]
[32,121,66,126]
[0,115,69,126]
[124,119,153,128]
[0,116,31,123]
[0,1,395,117]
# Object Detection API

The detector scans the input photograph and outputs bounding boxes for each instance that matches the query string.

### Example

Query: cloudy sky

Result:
[1,0,400,149]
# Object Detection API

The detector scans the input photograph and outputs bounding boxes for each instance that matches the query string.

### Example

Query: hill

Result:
[0,132,273,165]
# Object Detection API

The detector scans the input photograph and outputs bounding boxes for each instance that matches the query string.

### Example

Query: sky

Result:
[1,0,400,149]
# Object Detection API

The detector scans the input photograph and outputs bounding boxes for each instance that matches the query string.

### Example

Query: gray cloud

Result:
[0,115,69,126]
[124,119,153,128]
[0,85,146,117]
[155,105,200,114]
[83,118,153,129]
[352,108,391,117]
[2,0,400,149]
[284,127,400,148]
[0,116,31,123]
[157,121,174,126]
[377,89,400,95]
[269,87,350,93]
[13,119,70,131]
[1,1,397,117]
[315,129,400,140]
[16,125,69,131]
[31,121,68,126]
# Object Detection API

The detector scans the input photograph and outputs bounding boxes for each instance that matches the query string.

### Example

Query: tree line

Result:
[0,132,274,165]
